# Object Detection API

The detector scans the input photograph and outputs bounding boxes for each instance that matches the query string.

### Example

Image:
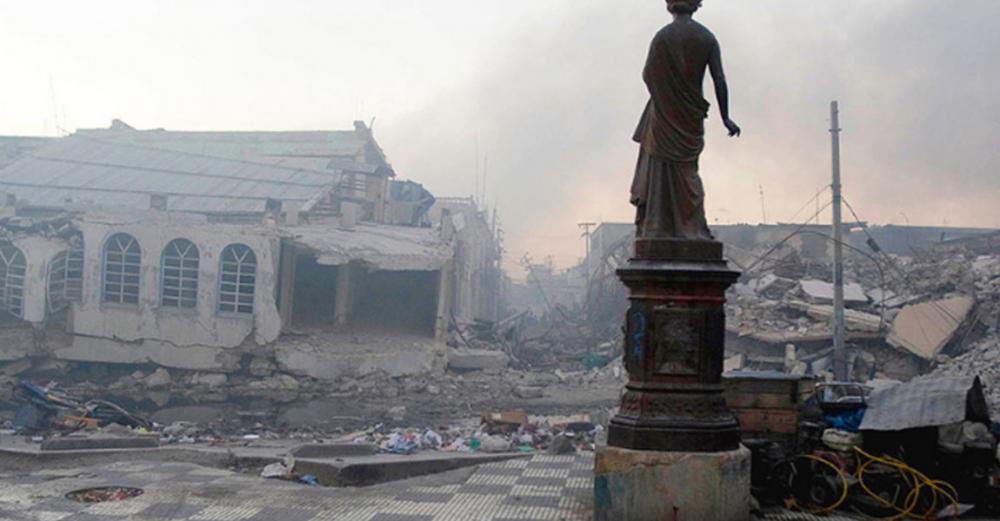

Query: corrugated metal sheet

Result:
[0,137,336,214]
[76,128,372,172]
[0,136,51,169]
[77,128,367,154]
[859,375,988,431]
[283,223,452,271]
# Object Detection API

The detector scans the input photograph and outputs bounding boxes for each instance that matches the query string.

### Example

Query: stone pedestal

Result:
[596,237,750,518]
[607,239,741,452]
[594,445,751,521]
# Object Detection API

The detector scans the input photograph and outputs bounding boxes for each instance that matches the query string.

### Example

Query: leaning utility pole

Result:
[830,101,847,381]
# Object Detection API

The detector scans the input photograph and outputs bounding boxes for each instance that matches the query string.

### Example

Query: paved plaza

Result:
[0,454,594,521]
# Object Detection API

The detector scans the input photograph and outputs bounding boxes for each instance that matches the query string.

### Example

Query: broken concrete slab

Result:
[514,385,545,399]
[448,349,509,372]
[723,353,745,373]
[798,279,868,306]
[888,295,975,360]
[143,368,172,388]
[788,301,883,333]
[292,452,530,487]
[55,336,226,371]
[190,372,228,388]
[276,333,443,381]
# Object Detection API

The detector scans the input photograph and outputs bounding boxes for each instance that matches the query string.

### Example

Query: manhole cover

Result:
[66,486,144,503]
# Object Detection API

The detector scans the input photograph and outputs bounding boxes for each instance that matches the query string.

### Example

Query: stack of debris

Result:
[930,336,1000,418]
[449,306,622,374]
[723,246,999,386]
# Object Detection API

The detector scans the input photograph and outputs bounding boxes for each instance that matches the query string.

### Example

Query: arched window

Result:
[161,239,199,309]
[102,233,141,305]
[0,243,26,318]
[48,245,84,312]
[218,244,256,315]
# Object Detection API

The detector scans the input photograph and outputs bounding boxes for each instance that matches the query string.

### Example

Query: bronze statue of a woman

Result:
[630,0,740,240]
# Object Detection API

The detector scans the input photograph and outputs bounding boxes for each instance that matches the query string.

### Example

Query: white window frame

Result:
[0,243,26,318]
[160,239,200,309]
[102,233,141,305]
[47,246,84,312]
[217,244,256,316]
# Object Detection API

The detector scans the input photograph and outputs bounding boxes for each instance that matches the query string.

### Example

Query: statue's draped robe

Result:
[630,29,713,240]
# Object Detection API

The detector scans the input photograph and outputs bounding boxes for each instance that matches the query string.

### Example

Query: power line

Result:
[744,199,833,273]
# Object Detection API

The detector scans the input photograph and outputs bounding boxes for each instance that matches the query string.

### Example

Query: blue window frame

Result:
[161,239,199,309]
[218,244,256,315]
[102,233,141,305]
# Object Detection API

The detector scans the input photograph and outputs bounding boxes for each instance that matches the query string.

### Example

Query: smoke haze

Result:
[2,0,998,270]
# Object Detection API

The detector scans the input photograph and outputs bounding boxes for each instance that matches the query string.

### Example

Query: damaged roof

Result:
[75,120,395,176]
[0,136,337,214]
[0,136,52,169]
[282,223,453,271]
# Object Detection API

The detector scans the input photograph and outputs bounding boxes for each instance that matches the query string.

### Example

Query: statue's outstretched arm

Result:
[709,41,741,137]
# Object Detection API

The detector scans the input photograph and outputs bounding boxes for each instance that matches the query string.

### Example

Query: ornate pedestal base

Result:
[594,445,751,521]
[607,238,741,452]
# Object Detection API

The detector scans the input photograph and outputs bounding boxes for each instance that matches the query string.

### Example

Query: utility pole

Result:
[578,222,597,277]
[830,101,847,381]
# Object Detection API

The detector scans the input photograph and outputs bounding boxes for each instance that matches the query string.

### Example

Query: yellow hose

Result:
[852,446,961,521]
[784,447,962,520]
[784,454,851,515]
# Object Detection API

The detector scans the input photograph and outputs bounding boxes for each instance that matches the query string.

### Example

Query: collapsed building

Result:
[0,122,504,388]
[580,221,999,387]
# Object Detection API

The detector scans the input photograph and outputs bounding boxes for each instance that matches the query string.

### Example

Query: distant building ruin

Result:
[0,121,503,381]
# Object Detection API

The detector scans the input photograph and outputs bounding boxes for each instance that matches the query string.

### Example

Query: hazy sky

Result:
[2,0,998,270]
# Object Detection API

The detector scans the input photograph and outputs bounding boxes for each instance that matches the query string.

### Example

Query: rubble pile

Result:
[451,306,622,373]
[930,336,1000,418]
[0,212,79,241]
[722,244,1000,383]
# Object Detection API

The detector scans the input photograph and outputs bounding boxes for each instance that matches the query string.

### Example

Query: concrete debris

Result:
[930,336,1000,418]
[260,455,296,480]
[787,301,883,333]
[387,406,407,422]
[717,244,999,383]
[546,434,576,454]
[447,349,510,372]
[142,368,172,389]
[248,357,277,377]
[190,373,228,388]
[798,278,868,306]
[514,386,545,399]
[887,295,975,360]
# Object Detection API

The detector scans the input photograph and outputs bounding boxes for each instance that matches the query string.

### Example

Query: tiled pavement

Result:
[0,454,594,521]
[2,453,975,521]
